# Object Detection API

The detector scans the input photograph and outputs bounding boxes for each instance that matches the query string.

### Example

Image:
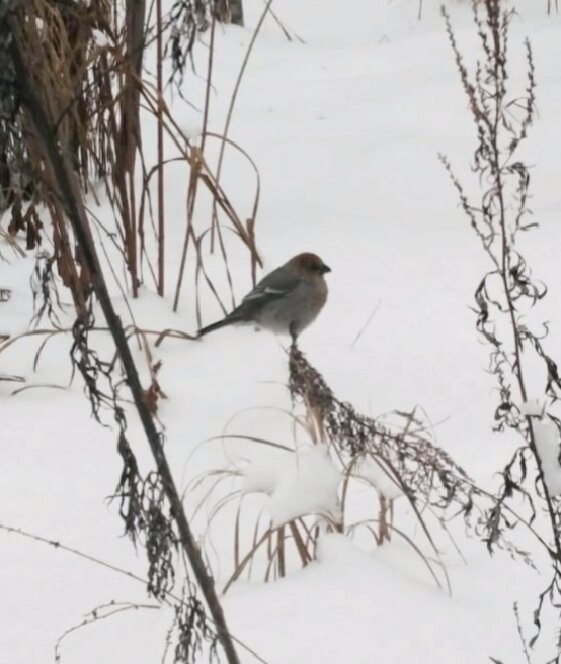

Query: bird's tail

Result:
[198,317,233,337]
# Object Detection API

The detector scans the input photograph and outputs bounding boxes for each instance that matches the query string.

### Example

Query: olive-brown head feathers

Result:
[288,253,331,275]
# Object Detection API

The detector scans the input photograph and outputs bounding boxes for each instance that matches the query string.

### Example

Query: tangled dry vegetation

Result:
[0,0,261,327]
[2,0,561,663]
[188,343,542,600]
[0,2,264,663]
[441,0,561,655]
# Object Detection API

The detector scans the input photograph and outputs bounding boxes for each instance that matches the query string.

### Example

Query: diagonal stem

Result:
[6,15,240,664]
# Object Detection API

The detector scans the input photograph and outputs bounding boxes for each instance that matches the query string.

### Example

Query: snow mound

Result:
[241,445,341,526]
[352,453,404,500]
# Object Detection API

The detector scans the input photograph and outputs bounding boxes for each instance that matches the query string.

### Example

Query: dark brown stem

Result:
[156,0,165,296]
[7,18,240,664]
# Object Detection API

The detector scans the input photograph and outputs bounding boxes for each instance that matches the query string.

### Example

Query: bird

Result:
[198,252,331,341]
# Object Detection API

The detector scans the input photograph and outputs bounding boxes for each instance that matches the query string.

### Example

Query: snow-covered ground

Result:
[2,1,561,662]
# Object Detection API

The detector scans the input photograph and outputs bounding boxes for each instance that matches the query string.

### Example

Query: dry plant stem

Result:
[7,23,240,664]
[201,12,217,155]
[442,2,561,650]
[129,169,139,297]
[206,132,261,236]
[487,63,561,561]
[262,1,303,42]
[169,13,217,312]
[0,327,197,360]
[141,84,261,253]
[287,344,540,561]
[35,153,89,316]
[0,522,151,587]
[223,529,271,593]
[211,0,272,284]
[156,0,165,296]
[496,165,561,564]
[173,148,201,312]
[55,601,161,663]
[213,0,273,211]
[169,14,218,312]
[0,523,268,664]
[137,82,261,311]
[449,0,561,566]
[123,0,146,297]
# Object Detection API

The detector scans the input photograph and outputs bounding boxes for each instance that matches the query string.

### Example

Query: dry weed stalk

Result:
[188,333,543,594]
[54,600,161,663]
[289,346,471,514]
[0,0,261,329]
[2,9,245,661]
[0,522,268,664]
[0,0,122,314]
[442,0,561,655]
[186,440,344,593]
[289,344,540,564]
[186,384,459,593]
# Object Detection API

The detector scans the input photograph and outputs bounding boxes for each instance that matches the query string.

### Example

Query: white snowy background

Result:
[2,0,561,662]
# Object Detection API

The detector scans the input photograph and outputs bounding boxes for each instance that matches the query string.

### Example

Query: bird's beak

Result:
[321,264,331,274]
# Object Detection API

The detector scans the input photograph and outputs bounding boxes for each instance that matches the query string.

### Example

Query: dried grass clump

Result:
[289,347,542,567]
[186,427,361,594]
[187,345,535,595]
[289,346,474,519]
[0,0,117,314]
[0,0,268,437]
[1,0,262,329]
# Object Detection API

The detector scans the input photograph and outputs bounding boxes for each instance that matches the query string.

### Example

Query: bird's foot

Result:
[289,322,298,348]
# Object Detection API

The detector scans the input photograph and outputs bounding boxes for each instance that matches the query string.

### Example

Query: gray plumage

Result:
[198,253,330,340]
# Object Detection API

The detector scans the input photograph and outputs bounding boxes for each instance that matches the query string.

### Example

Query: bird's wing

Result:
[241,266,300,305]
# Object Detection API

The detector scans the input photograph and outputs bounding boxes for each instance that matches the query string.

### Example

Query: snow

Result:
[0,253,35,336]
[241,444,341,525]
[515,401,561,496]
[2,0,561,663]
[533,415,561,497]
[224,534,528,664]
[520,397,548,417]
[351,453,405,500]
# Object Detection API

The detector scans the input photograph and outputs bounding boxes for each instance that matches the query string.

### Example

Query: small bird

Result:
[198,252,331,341]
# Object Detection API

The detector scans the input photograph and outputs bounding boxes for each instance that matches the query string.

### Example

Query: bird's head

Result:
[288,252,331,277]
